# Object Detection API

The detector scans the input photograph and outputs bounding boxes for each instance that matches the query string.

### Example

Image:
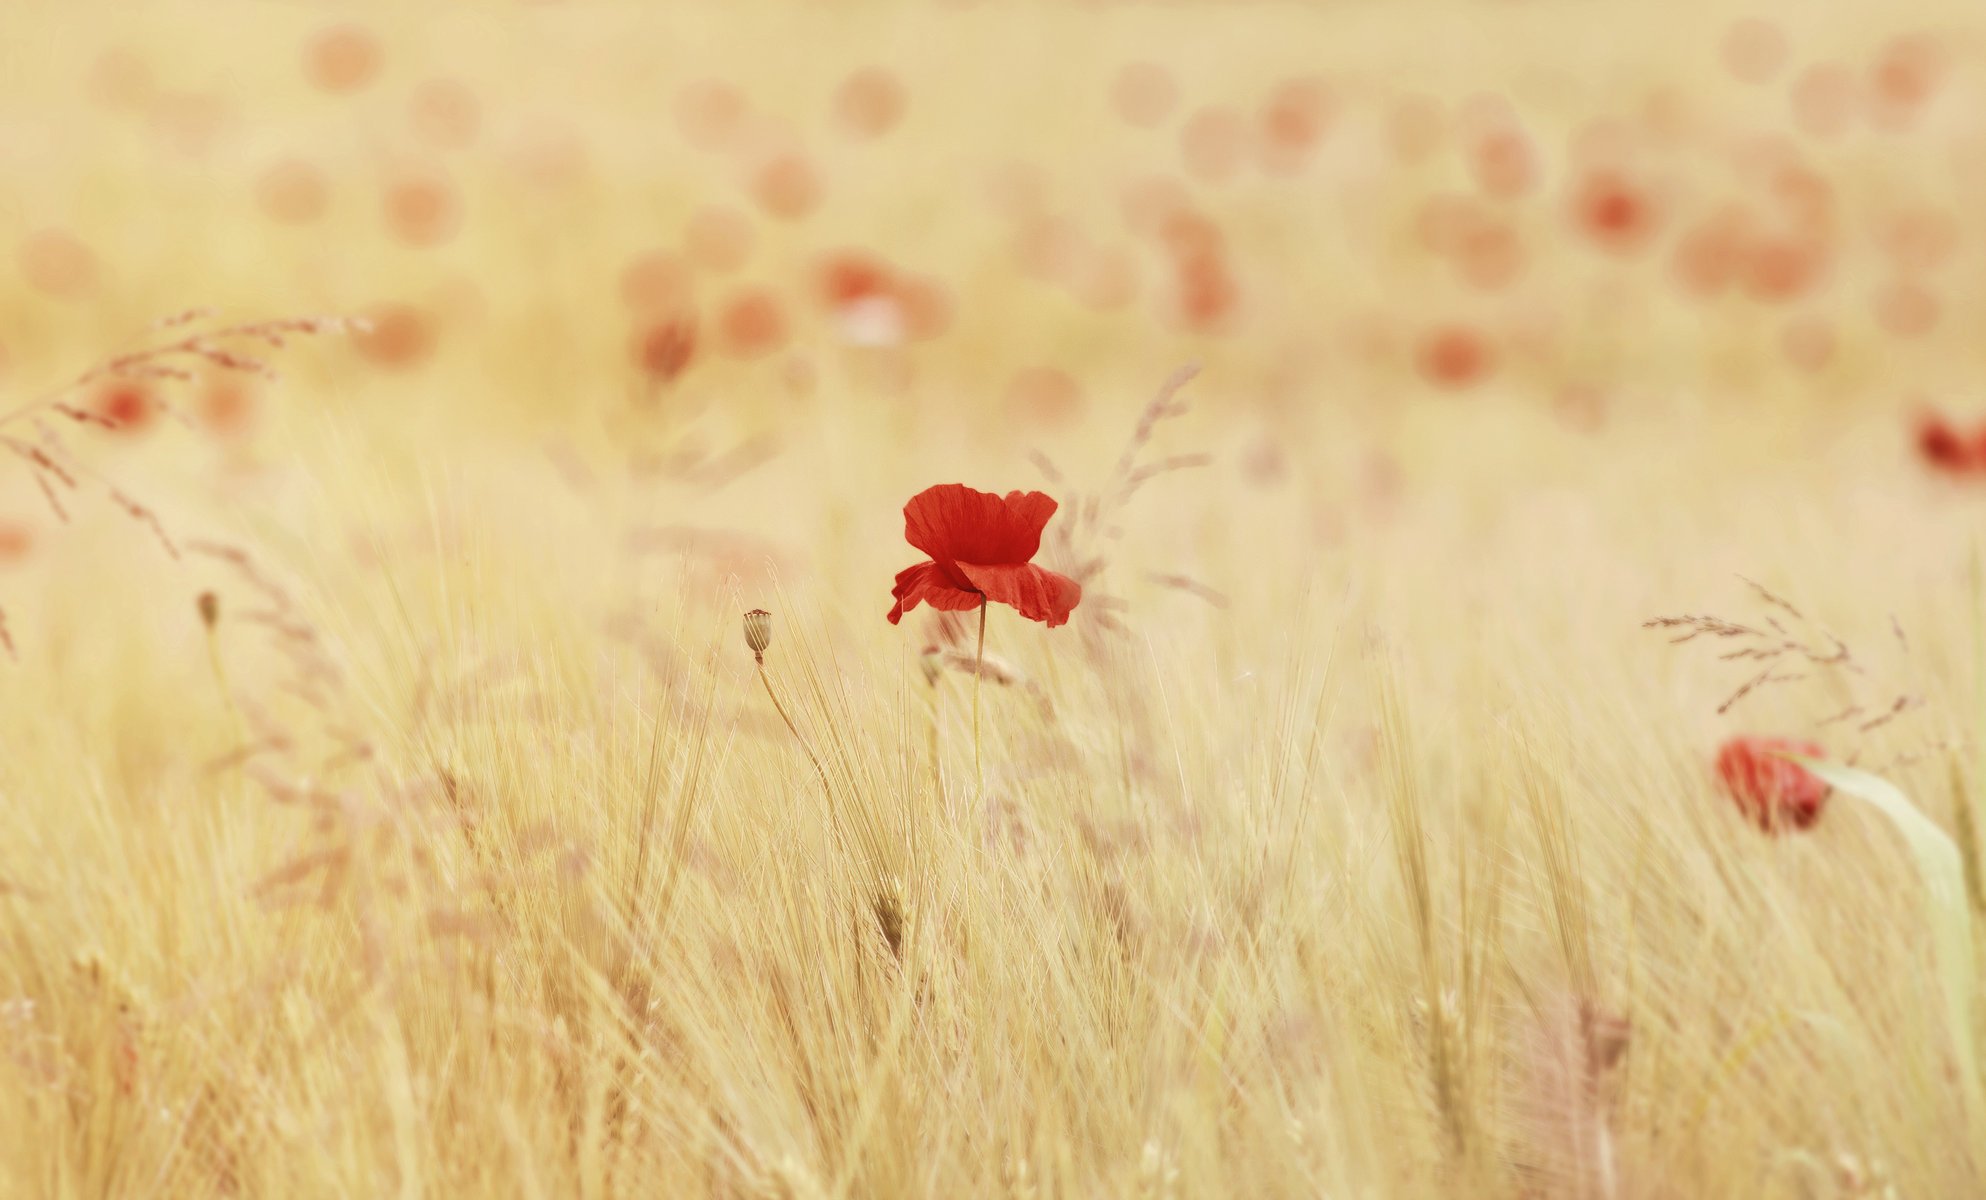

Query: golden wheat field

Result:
[7,1,1986,1196]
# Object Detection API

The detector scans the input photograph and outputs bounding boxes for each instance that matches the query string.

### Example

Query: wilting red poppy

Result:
[1715,736,1829,832]
[887,484,1082,628]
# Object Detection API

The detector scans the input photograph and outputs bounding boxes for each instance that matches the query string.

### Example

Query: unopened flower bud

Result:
[743,608,772,663]
[197,591,220,631]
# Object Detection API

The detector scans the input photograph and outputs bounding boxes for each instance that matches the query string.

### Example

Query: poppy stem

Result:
[973,596,987,800]
[758,661,832,805]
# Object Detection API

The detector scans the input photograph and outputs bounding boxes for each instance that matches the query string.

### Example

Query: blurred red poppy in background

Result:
[887,484,1082,627]
[1916,409,1977,474]
[1715,736,1829,832]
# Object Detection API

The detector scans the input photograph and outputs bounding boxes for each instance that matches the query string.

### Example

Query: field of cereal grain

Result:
[3,2,1986,1195]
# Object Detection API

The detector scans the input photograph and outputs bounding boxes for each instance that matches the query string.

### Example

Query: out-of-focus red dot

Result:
[512,124,590,189]
[0,519,32,568]
[410,78,481,149]
[1766,162,1834,231]
[715,290,788,359]
[1454,219,1525,291]
[1175,252,1238,334]
[633,315,697,381]
[151,92,233,158]
[1875,206,1960,272]
[19,230,99,301]
[304,24,382,95]
[255,159,329,225]
[384,173,462,247]
[1179,106,1247,185]
[1467,125,1539,199]
[1007,367,1083,427]
[1554,383,1608,433]
[1873,280,1940,338]
[1779,317,1835,372]
[684,206,755,273]
[1120,174,1191,237]
[353,304,438,369]
[1112,62,1178,129]
[1157,208,1225,260]
[982,159,1047,219]
[93,381,156,434]
[197,377,257,438]
[834,67,907,139]
[1721,17,1789,84]
[1256,75,1334,174]
[1415,193,1475,255]
[619,251,694,313]
[1791,64,1858,139]
[1742,236,1828,303]
[1015,215,1084,281]
[676,80,746,151]
[1671,208,1752,299]
[1416,325,1495,389]
[895,275,954,341]
[1072,247,1140,311]
[817,249,893,307]
[1641,87,1694,144]
[751,154,822,221]
[1387,94,1445,165]
[89,48,155,110]
[1571,170,1662,257]
[1416,195,1523,289]
[1871,33,1947,119]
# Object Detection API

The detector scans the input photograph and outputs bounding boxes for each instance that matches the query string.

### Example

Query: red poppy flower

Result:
[887,484,1082,627]
[1714,736,1829,832]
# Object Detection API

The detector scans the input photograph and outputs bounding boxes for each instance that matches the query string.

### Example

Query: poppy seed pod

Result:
[743,608,772,662]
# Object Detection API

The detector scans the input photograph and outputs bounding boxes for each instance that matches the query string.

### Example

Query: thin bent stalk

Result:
[973,596,987,800]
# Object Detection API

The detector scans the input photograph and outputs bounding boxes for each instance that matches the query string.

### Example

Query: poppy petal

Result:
[887,559,984,624]
[957,561,1083,627]
[904,484,1059,567]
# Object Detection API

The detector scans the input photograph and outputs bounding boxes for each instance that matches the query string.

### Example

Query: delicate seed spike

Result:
[742,608,772,663]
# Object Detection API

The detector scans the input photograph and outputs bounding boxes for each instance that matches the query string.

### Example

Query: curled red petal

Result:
[888,560,983,624]
[957,561,1083,627]
[904,483,1058,567]
[1715,736,1829,833]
